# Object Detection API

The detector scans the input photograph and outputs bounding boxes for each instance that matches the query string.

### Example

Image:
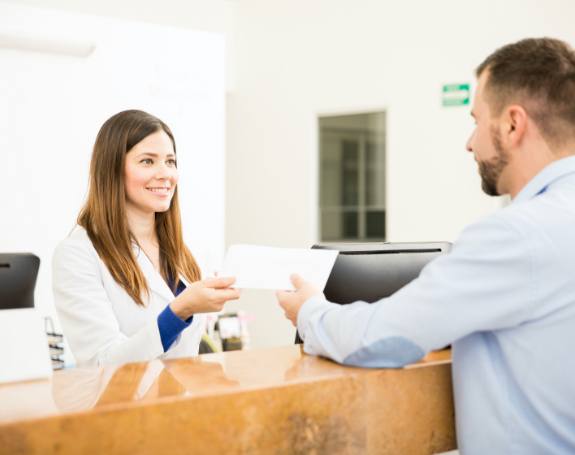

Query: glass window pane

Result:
[321,208,343,241]
[319,112,386,242]
[341,139,359,206]
[343,211,358,238]
[365,140,385,207]
[319,132,342,207]
[365,210,386,239]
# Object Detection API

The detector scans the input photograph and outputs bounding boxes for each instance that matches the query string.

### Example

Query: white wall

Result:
[1,0,228,32]
[225,0,575,347]
[0,3,226,360]
[1,0,238,91]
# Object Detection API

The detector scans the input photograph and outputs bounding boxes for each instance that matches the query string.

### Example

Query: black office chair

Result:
[0,253,40,310]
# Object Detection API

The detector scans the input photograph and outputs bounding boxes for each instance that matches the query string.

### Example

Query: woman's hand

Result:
[170,276,241,320]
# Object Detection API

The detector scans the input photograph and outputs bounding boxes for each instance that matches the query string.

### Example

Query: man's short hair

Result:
[476,37,575,147]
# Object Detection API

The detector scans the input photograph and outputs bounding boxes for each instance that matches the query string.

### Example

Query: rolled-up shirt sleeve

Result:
[297,214,537,368]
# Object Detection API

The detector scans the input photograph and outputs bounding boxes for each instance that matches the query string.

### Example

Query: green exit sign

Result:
[442,83,470,107]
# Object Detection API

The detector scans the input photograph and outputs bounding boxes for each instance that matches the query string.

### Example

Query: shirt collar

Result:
[513,155,575,204]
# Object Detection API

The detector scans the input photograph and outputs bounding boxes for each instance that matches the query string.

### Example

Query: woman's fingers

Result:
[212,288,241,303]
[203,276,236,289]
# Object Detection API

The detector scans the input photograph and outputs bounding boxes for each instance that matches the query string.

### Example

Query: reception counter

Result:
[0,346,455,454]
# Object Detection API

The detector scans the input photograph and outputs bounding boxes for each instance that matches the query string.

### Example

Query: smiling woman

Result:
[52,110,240,367]
[124,131,179,215]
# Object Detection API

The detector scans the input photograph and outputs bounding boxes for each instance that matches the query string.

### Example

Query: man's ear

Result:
[504,105,528,147]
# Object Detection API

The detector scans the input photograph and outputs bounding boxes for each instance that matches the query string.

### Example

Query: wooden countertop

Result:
[0,346,455,454]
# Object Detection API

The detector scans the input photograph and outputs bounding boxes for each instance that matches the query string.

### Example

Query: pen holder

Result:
[44,316,65,370]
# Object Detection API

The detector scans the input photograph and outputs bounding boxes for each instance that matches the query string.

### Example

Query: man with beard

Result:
[276,38,575,454]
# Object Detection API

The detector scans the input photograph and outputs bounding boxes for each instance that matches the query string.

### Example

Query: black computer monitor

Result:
[295,242,451,343]
[0,253,40,310]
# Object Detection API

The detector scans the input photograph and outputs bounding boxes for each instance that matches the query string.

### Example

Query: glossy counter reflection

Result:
[0,346,454,454]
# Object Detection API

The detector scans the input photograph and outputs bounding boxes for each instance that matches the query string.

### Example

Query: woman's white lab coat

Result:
[52,226,205,367]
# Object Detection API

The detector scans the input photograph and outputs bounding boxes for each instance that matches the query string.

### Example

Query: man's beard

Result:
[478,127,510,196]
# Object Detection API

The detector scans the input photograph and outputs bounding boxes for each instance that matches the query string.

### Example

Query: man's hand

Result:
[276,274,322,326]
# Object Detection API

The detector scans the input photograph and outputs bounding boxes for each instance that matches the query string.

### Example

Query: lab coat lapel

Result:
[133,246,175,303]
[179,275,192,288]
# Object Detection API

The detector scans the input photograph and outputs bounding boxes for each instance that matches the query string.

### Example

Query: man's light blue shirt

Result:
[298,156,575,454]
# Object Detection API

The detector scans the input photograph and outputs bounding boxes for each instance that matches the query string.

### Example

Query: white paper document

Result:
[221,244,339,291]
[0,308,53,384]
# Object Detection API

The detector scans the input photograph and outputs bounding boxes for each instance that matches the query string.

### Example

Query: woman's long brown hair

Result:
[78,110,201,305]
